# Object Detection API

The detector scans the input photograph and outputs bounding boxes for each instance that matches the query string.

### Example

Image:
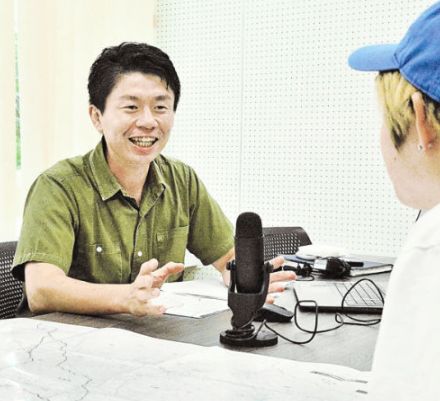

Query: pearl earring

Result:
[417,144,424,151]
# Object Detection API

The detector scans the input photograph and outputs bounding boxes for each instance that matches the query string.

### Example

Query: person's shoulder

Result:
[39,150,92,185]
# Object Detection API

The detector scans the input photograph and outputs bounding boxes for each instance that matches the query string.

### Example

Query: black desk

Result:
[35,273,389,372]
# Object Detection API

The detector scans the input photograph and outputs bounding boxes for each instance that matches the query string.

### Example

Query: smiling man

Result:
[12,43,292,317]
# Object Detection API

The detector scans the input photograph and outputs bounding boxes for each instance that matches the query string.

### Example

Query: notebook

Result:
[293,279,386,314]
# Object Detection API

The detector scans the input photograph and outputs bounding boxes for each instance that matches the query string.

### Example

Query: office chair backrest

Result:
[0,241,22,319]
[263,227,312,261]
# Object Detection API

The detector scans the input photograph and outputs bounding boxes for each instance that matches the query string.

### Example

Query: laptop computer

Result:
[293,279,386,314]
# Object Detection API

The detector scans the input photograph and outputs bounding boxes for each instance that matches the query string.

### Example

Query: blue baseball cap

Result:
[348,2,440,103]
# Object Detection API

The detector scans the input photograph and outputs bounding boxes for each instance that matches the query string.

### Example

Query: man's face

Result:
[91,72,175,170]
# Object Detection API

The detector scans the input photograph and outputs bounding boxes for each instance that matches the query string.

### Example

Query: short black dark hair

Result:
[88,42,181,112]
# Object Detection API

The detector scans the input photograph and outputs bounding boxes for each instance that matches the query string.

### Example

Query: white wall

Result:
[0,0,157,241]
[16,0,157,197]
[155,0,435,256]
[0,0,18,242]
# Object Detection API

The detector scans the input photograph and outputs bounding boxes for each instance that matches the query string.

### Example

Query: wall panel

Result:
[156,0,434,257]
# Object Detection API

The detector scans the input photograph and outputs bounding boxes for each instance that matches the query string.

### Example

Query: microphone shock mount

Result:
[220,260,278,347]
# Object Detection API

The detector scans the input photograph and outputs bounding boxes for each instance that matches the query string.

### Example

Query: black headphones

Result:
[318,257,351,278]
[284,257,351,279]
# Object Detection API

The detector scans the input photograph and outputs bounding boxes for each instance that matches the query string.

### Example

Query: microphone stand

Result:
[220,260,278,347]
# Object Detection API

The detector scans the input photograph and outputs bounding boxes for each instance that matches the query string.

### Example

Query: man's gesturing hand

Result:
[126,259,184,317]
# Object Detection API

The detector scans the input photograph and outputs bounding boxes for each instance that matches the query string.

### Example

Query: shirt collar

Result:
[88,139,122,201]
[89,139,167,202]
[404,203,440,249]
[150,156,168,191]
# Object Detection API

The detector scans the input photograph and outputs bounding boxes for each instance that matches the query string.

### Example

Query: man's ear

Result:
[89,105,103,133]
[412,92,436,150]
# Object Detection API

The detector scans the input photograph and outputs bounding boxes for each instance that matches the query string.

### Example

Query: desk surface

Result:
[35,274,389,372]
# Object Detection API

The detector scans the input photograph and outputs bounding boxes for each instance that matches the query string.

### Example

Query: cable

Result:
[296,276,315,281]
[263,300,319,344]
[262,278,383,344]
[339,278,384,326]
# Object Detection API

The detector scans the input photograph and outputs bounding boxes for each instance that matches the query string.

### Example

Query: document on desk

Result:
[1,318,370,401]
[156,278,229,318]
[162,278,228,299]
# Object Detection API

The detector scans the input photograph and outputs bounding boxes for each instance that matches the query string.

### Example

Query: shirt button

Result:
[137,251,143,257]
[96,246,103,253]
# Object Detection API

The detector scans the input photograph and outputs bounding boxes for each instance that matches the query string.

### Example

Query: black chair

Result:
[0,241,22,319]
[263,227,311,261]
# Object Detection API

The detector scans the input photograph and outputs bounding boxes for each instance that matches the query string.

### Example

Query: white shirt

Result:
[368,203,440,401]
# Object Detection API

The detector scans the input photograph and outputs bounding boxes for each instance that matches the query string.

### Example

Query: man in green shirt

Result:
[12,42,293,317]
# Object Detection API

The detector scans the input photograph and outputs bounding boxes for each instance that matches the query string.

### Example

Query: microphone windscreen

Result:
[235,212,264,293]
[236,212,262,238]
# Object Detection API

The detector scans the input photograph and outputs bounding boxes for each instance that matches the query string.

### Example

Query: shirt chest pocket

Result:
[155,225,189,266]
[75,242,123,283]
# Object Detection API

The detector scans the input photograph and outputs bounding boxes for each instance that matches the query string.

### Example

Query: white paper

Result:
[162,278,228,300]
[154,278,230,318]
[152,291,228,318]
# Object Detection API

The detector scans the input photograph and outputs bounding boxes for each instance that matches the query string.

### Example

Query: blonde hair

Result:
[375,71,440,149]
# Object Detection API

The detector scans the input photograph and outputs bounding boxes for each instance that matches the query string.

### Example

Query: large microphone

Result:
[220,212,277,347]
[235,212,264,293]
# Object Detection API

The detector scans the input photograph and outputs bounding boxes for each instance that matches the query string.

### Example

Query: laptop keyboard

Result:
[334,281,385,307]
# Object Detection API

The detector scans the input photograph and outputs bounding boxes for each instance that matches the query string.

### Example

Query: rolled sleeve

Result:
[12,174,77,281]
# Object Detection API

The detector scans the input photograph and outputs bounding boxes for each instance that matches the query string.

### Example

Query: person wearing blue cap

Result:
[348,2,440,401]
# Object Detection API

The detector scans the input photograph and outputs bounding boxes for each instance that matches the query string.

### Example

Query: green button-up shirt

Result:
[13,140,234,284]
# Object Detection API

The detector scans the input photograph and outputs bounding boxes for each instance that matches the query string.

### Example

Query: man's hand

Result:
[265,255,296,303]
[149,259,185,288]
[126,259,184,317]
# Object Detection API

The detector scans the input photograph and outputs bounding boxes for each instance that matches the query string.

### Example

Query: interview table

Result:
[34,273,390,372]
